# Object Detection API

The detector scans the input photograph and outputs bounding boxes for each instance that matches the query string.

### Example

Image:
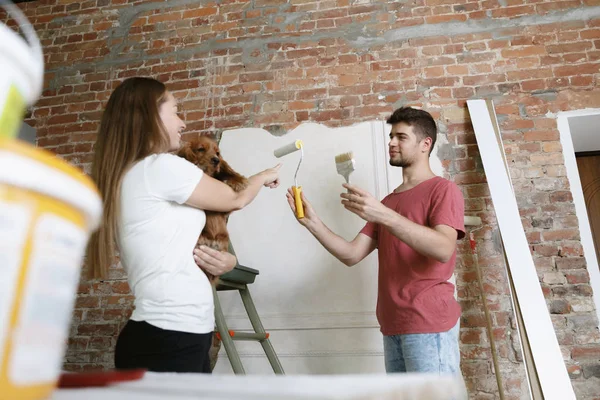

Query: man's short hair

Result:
[386,107,437,154]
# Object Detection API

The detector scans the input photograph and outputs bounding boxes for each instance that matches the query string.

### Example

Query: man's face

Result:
[388,122,430,167]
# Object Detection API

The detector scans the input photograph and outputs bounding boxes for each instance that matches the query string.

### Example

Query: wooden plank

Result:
[467,99,575,399]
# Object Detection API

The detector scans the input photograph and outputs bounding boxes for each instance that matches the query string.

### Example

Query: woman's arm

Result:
[185,164,281,212]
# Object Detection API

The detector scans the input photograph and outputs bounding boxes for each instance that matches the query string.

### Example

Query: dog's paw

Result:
[198,238,229,253]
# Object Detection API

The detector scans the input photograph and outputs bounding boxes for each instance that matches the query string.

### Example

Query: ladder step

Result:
[216,330,270,341]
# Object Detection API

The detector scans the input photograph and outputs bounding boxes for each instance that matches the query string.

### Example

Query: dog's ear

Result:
[216,159,248,191]
[177,145,196,164]
[216,159,243,180]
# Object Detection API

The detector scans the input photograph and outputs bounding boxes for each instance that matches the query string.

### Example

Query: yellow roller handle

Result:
[292,186,304,219]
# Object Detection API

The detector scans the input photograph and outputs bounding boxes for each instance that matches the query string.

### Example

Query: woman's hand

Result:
[258,164,281,188]
[193,246,236,276]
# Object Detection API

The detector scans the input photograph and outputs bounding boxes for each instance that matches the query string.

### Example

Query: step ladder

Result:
[212,243,284,375]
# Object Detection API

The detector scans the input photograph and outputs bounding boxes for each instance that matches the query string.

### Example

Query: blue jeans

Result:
[383,319,461,375]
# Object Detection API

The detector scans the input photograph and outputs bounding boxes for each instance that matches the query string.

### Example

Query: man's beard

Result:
[389,157,411,168]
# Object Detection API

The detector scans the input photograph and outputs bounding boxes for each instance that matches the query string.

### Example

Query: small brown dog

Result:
[177,136,248,283]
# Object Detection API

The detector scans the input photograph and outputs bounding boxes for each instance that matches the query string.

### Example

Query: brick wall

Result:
[4,0,600,398]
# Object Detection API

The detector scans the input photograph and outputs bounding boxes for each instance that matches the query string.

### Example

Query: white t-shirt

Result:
[118,153,214,334]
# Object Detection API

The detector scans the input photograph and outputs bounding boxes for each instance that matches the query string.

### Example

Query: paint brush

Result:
[335,151,355,190]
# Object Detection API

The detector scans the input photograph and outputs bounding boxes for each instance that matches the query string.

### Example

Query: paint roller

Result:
[274,139,304,219]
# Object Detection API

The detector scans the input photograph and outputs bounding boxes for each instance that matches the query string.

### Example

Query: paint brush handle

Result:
[292,186,304,219]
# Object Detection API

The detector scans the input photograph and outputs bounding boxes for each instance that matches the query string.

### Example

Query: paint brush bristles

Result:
[335,151,355,185]
[335,152,353,164]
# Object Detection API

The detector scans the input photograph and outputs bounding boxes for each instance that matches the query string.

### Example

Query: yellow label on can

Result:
[0,85,26,140]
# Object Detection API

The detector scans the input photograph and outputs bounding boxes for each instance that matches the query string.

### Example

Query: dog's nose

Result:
[211,156,220,166]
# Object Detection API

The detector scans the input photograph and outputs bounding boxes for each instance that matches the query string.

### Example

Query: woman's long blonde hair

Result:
[86,77,170,279]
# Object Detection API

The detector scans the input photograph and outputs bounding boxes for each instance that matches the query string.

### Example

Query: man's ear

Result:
[421,136,433,153]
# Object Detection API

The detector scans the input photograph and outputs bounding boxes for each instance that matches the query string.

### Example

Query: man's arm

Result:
[307,222,376,266]
[379,214,457,263]
[286,188,376,266]
[341,183,461,263]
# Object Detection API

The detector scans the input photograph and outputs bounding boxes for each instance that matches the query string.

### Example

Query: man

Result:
[286,107,465,375]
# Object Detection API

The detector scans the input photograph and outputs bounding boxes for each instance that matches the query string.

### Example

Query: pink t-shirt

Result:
[360,176,465,336]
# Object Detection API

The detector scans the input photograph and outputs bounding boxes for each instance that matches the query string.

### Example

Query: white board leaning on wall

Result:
[213,121,449,374]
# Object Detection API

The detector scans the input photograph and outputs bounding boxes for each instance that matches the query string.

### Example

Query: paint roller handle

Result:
[286,187,320,227]
[469,232,477,254]
[292,186,304,219]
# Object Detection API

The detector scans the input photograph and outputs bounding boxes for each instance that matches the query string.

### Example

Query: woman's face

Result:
[159,91,186,151]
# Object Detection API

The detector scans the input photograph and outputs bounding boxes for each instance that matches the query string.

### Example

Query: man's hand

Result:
[193,246,237,276]
[286,187,321,230]
[340,183,391,224]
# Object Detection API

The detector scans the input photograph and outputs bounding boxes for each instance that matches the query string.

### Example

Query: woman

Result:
[86,77,280,373]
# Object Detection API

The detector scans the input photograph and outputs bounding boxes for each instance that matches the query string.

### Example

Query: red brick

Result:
[148,13,181,24]
[523,130,559,141]
[183,7,218,18]
[491,5,535,18]
[530,153,565,165]
[288,101,315,110]
[552,43,593,57]
[339,54,359,64]
[110,282,130,294]
[77,323,119,337]
[317,19,335,29]
[566,270,590,284]
[338,75,361,86]
[348,5,378,15]
[462,313,487,328]
[516,57,541,69]
[540,142,560,153]
[75,296,99,309]
[561,242,583,257]
[542,229,580,241]
[556,257,587,270]
[507,68,553,80]
[425,14,467,24]
[460,329,483,344]
[353,106,390,118]
[68,337,89,351]
[454,172,487,185]
[102,309,131,321]
[580,29,600,39]
[37,135,70,147]
[501,46,546,58]
[572,346,600,361]
[463,74,506,85]
[296,89,328,100]
[521,80,546,91]
[571,76,594,86]
[452,87,475,98]
[501,119,535,130]
[550,191,573,202]
[371,60,409,71]
[105,295,135,306]
[457,52,496,64]
[554,63,600,77]
[286,49,323,59]
[446,65,469,75]
[536,0,583,14]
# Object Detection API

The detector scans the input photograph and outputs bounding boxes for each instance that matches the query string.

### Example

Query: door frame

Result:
[557,109,600,326]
